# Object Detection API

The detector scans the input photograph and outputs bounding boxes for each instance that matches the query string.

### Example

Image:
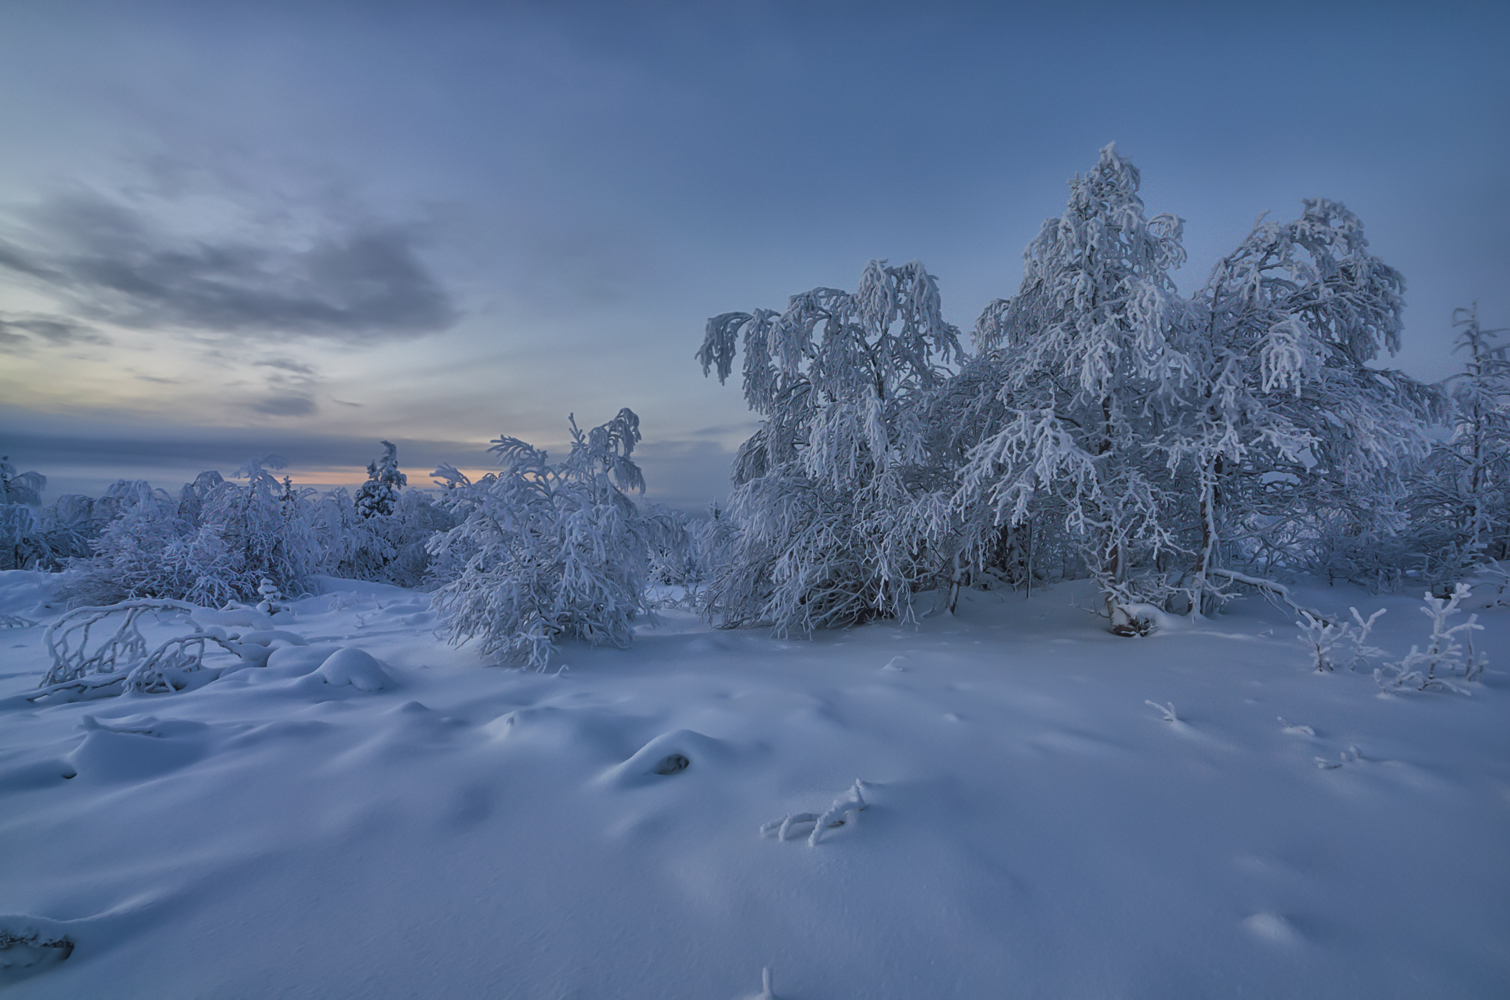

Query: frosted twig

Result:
[1345,607,1387,671]
[42,600,199,684]
[38,597,307,700]
[1145,700,1178,723]
[1295,610,1349,672]
[1277,717,1314,736]
[1374,584,1483,694]
[760,780,869,847]
[1315,745,1363,769]
[1209,569,1309,617]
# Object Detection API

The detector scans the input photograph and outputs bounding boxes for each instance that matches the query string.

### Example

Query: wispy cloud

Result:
[249,393,318,417]
[254,357,318,376]
[0,190,459,343]
[0,312,108,350]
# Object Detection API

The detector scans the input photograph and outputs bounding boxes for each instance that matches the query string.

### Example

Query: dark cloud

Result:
[250,393,318,417]
[690,422,759,438]
[0,192,459,343]
[255,357,318,376]
[0,312,108,350]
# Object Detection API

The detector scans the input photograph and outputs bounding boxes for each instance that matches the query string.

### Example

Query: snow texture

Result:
[2,571,1507,998]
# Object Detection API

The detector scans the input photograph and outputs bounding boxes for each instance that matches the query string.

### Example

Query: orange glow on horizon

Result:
[277,466,498,490]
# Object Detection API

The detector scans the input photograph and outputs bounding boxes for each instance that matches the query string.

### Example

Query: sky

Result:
[1,0,1507,511]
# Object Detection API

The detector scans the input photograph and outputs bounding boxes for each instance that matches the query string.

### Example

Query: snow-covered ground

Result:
[2,571,1507,998]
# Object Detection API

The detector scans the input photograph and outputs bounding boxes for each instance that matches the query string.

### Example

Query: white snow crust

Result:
[1,572,1507,997]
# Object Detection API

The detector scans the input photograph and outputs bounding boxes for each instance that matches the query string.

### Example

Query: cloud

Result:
[249,393,319,417]
[632,436,734,513]
[0,312,109,350]
[254,357,318,376]
[0,191,459,343]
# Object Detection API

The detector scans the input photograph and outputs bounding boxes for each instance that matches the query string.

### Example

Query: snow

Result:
[2,572,1508,997]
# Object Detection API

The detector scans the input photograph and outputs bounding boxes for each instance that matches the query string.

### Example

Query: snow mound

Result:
[599,728,730,788]
[306,648,393,692]
[0,758,76,791]
[0,571,52,625]
[65,717,212,784]
[0,914,74,985]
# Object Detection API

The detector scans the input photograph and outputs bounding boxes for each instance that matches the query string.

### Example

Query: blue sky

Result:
[1,0,1506,510]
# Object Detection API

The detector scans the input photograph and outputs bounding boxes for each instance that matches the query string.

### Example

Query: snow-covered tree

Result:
[37,493,102,565]
[0,456,48,570]
[323,442,451,586]
[64,458,322,606]
[1178,198,1437,602]
[355,440,407,518]
[198,456,322,601]
[958,144,1192,631]
[427,409,653,668]
[697,259,964,632]
[1408,306,1510,574]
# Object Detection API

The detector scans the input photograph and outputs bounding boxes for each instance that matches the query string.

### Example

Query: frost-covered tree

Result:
[958,144,1192,631]
[319,441,450,586]
[355,440,407,518]
[64,458,322,606]
[427,409,653,668]
[314,484,454,588]
[1408,306,1510,573]
[198,456,322,601]
[37,492,102,565]
[57,480,176,603]
[0,456,48,570]
[1179,198,1437,601]
[697,259,964,632]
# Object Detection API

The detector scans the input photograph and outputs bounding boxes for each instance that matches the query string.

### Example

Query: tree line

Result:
[3,147,1505,663]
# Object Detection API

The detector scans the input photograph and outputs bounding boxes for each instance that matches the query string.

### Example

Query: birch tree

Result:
[958,144,1192,631]
[697,259,964,632]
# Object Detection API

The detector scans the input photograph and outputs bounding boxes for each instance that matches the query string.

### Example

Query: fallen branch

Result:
[1208,569,1312,618]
